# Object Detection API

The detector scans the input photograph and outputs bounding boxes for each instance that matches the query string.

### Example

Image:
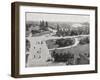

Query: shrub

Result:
[51,50,74,64]
[79,37,89,45]
[55,38,74,47]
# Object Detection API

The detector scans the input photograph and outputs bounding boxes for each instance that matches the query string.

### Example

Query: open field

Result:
[50,44,89,55]
[50,44,89,65]
[46,38,75,49]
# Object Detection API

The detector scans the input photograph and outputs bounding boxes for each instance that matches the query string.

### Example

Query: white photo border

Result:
[19,5,96,75]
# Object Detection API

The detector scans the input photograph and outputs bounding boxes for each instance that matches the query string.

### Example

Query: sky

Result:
[26,12,90,23]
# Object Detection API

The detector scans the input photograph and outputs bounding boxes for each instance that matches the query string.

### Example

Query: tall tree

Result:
[45,21,48,28]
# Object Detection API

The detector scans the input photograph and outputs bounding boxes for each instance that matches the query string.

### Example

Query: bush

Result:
[26,39,30,52]
[51,50,74,63]
[55,38,74,47]
[79,37,89,45]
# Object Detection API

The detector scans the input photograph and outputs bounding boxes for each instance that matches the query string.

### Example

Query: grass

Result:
[50,44,89,55]
[50,44,89,65]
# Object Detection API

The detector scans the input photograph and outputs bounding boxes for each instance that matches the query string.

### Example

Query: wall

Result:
[0,0,99,80]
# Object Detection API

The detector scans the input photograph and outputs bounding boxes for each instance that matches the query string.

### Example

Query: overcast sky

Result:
[26,12,90,23]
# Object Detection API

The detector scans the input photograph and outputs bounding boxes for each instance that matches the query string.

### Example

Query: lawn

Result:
[49,44,89,65]
[46,38,75,49]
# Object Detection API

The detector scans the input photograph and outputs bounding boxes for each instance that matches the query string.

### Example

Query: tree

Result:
[56,24,61,36]
[40,20,44,30]
[45,21,48,28]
